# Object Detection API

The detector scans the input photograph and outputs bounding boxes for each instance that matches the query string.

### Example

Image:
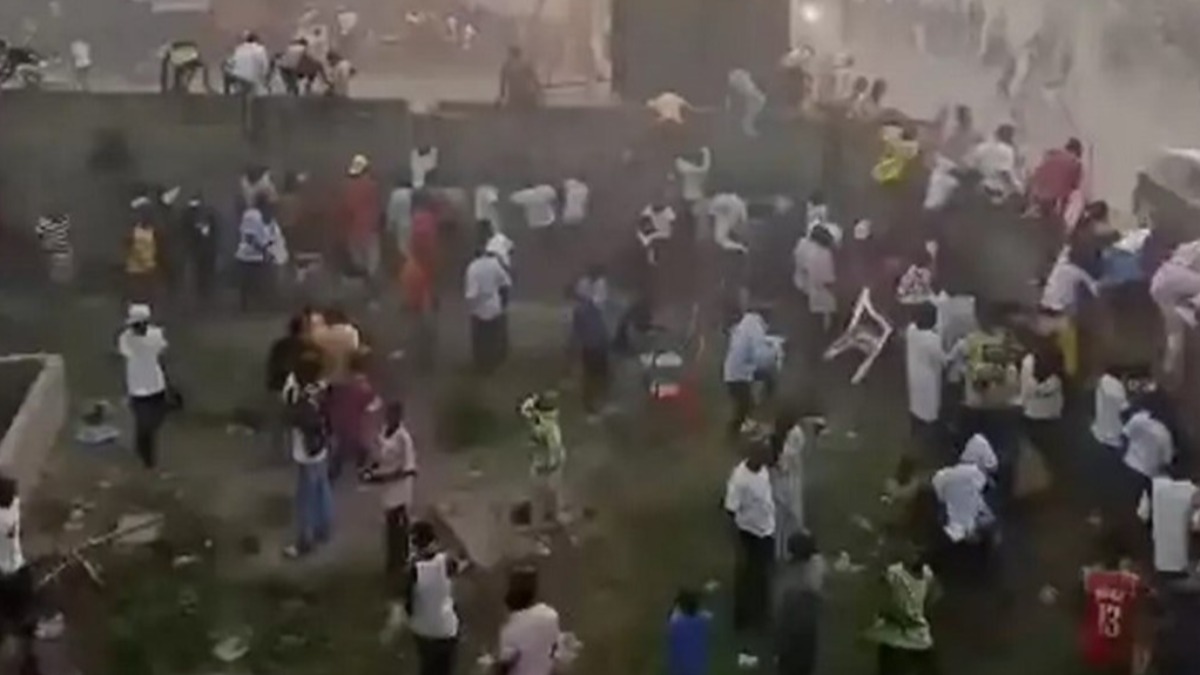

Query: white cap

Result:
[126,303,152,325]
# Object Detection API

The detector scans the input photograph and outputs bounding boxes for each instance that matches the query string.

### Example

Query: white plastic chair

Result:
[823,287,893,384]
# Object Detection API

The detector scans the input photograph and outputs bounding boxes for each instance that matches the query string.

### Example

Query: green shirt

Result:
[866,563,934,650]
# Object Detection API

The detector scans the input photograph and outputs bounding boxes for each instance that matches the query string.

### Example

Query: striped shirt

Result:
[35,215,72,255]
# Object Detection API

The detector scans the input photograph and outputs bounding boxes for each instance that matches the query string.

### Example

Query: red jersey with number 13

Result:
[1081,568,1141,668]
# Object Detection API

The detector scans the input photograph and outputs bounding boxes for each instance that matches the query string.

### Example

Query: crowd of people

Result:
[9,7,1200,673]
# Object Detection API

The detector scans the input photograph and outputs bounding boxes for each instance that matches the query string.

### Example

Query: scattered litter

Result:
[534,541,552,557]
[1038,585,1059,605]
[832,551,865,574]
[851,515,875,533]
[203,539,214,549]
[736,653,760,669]
[845,430,858,440]
[224,424,255,437]
[35,614,65,640]
[63,508,86,532]
[703,579,721,593]
[213,634,250,663]
[97,480,112,490]
[75,401,120,446]
[113,513,164,546]
[477,653,497,669]
[467,469,484,480]
[555,632,583,667]
[1086,511,1104,528]
[172,555,200,568]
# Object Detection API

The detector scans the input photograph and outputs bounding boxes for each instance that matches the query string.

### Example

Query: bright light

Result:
[800,2,822,24]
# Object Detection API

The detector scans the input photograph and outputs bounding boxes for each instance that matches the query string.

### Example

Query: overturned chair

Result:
[823,287,893,384]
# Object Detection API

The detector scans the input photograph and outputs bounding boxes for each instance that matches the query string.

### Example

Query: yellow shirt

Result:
[126,225,157,275]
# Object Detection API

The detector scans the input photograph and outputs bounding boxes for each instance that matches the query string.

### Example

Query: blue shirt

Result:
[666,611,710,675]
[571,298,608,352]
[723,312,777,383]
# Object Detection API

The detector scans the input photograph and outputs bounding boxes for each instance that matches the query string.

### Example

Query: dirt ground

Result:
[2,263,1112,675]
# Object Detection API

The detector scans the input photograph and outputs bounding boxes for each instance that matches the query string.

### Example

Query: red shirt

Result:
[1081,569,1141,668]
[340,175,381,244]
[1029,148,1083,204]
[400,257,434,314]
[409,208,440,277]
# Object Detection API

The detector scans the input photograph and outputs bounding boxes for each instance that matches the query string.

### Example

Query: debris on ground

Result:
[851,515,875,533]
[172,554,200,568]
[1086,511,1104,528]
[35,614,65,640]
[212,633,251,663]
[703,579,721,593]
[556,632,583,667]
[1038,585,1059,605]
[114,513,164,546]
[832,551,865,574]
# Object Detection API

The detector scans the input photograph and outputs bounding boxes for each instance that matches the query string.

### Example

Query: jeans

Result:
[295,457,333,551]
[413,635,458,675]
[130,391,167,469]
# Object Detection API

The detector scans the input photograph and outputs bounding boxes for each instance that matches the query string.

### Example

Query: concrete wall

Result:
[0,355,67,494]
[0,92,828,275]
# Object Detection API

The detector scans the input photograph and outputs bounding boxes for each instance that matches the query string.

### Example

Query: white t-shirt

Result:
[1040,253,1097,313]
[647,92,688,123]
[932,463,989,542]
[465,255,512,320]
[642,206,676,241]
[0,499,24,574]
[792,238,836,314]
[70,40,92,69]
[1092,375,1128,448]
[966,140,1020,195]
[709,193,748,253]
[511,185,558,229]
[675,148,711,202]
[905,325,945,423]
[409,553,460,638]
[411,147,439,190]
[119,326,168,397]
[486,232,515,269]
[475,185,502,231]
[1020,353,1064,420]
[724,461,776,538]
[561,179,589,225]
[960,433,998,473]
[1146,477,1197,573]
[377,424,417,509]
[499,603,561,675]
[1123,411,1174,479]
[229,41,271,90]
